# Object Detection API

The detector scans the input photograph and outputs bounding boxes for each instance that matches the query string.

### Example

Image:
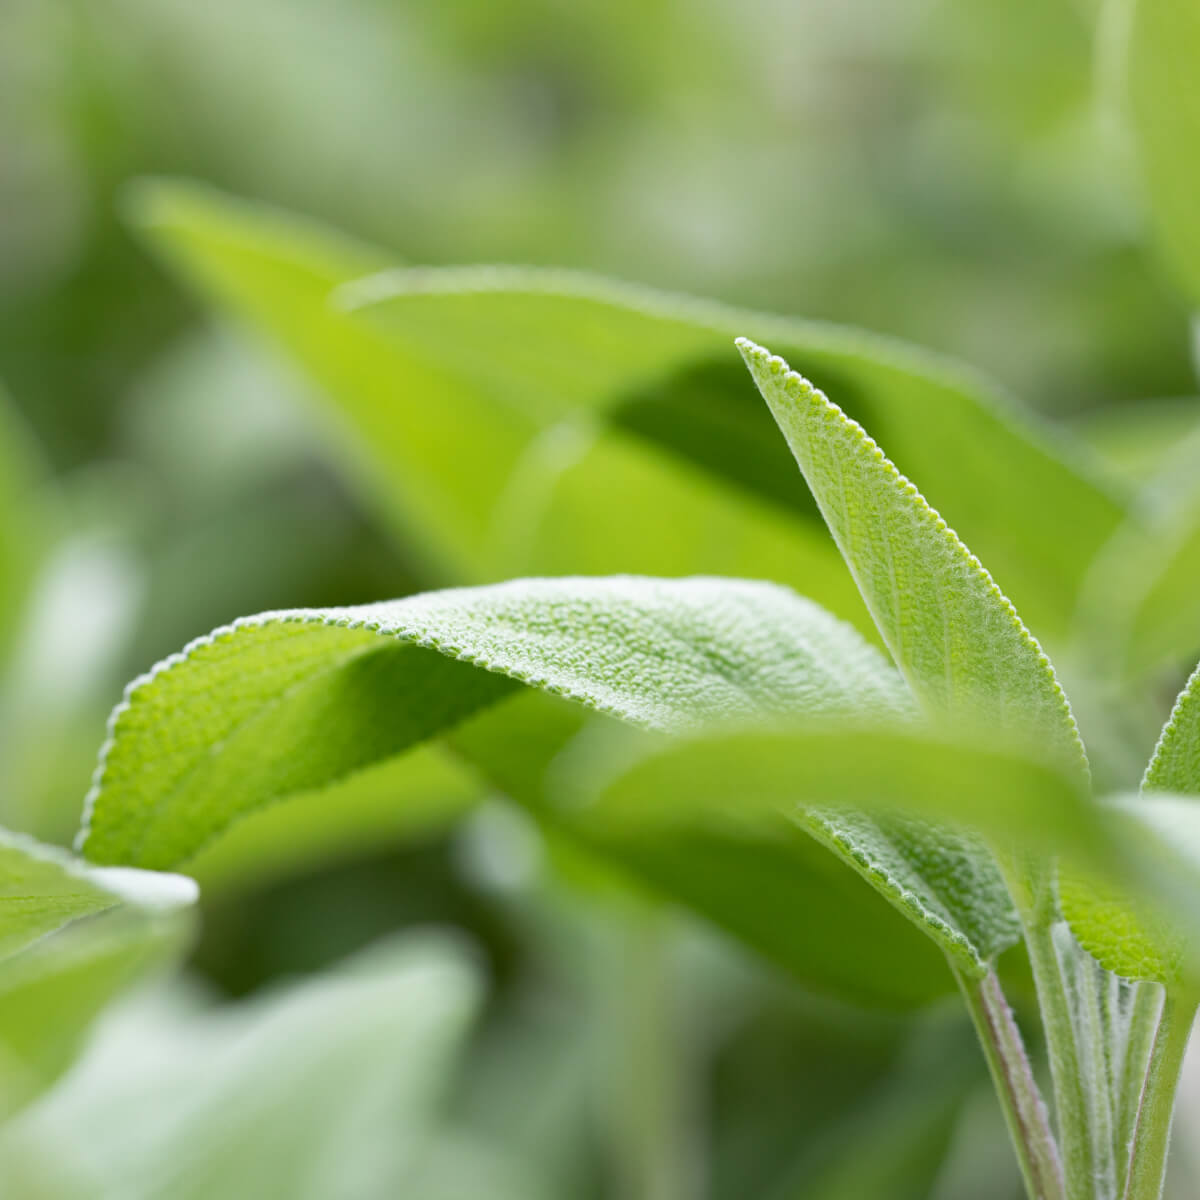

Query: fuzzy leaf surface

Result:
[80,575,961,1007]
[739,338,1089,784]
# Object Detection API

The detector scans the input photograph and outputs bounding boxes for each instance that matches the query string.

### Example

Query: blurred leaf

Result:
[129,180,1126,642]
[81,576,956,1007]
[1061,665,1200,985]
[0,829,196,1120]
[582,720,1098,976]
[0,904,193,1123]
[740,339,1090,781]
[1077,475,1200,683]
[0,933,485,1200]
[1129,0,1200,303]
[0,828,195,961]
[0,385,48,669]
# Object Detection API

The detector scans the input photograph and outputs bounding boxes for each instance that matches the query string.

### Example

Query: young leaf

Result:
[1128,0,1200,303]
[1060,666,1200,986]
[738,338,1089,783]
[79,576,957,1008]
[128,180,1126,642]
[0,828,197,1120]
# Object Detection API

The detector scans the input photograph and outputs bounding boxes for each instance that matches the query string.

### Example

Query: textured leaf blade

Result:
[80,576,962,1007]
[739,338,1089,783]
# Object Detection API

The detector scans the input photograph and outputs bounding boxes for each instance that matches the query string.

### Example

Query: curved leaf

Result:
[80,575,957,1007]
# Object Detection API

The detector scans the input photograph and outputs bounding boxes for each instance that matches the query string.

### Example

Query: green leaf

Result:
[0,829,196,962]
[1128,0,1200,303]
[80,575,954,1007]
[128,179,1126,642]
[1145,659,1200,793]
[738,339,1090,783]
[1075,446,1200,682]
[0,829,197,1120]
[581,721,1095,976]
[0,386,47,669]
[0,933,483,1198]
[1061,668,1200,985]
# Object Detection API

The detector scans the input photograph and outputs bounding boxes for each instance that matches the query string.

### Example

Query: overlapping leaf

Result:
[129,180,1126,643]
[80,575,956,1007]
[739,338,1090,782]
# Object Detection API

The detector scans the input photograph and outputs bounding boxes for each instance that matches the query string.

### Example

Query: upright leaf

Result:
[739,338,1089,782]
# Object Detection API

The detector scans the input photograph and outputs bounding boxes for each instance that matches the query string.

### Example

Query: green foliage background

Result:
[1,0,1199,1196]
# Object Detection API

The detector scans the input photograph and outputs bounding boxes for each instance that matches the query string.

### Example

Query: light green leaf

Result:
[0,829,197,1120]
[0,933,483,1199]
[1146,659,1200,794]
[1075,436,1200,682]
[129,179,1126,642]
[739,338,1090,783]
[0,386,47,669]
[0,829,196,962]
[580,721,1095,976]
[1128,0,1200,303]
[80,575,955,1007]
[0,904,194,1123]
[79,576,906,870]
[1062,671,1200,984]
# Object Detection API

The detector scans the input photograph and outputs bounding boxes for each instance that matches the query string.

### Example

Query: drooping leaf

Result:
[1128,0,1200,303]
[739,338,1090,784]
[128,180,1126,642]
[0,933,484,1199]
[80,575,955,1007]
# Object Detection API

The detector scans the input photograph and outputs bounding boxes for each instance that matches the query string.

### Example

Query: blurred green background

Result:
[1,0,1198,1196]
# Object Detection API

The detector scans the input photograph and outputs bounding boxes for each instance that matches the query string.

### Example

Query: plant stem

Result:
[956,964,1065,1200]
[1023,919,1094,1200]
[1123,992,1196,1200]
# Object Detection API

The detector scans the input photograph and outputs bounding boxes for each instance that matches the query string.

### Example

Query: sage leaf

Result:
[739,338,1089,782]
[79,575,955,1007]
